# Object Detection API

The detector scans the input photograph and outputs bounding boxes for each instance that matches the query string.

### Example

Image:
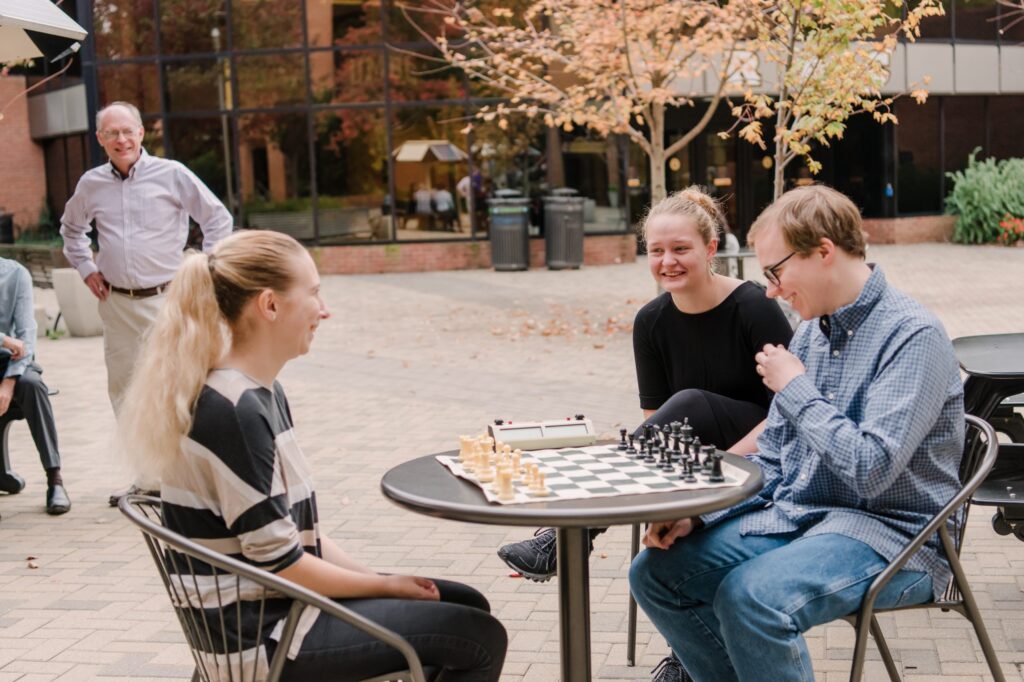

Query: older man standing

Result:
[60,101,232,505]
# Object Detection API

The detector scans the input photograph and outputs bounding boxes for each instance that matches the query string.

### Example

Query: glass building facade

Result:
[16,0,1024,246]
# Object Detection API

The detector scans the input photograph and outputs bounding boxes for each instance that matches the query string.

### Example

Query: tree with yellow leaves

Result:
[732,0,943,198]
[402,0,762,203]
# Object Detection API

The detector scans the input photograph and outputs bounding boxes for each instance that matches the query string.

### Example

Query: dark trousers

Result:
[1,365,61,475]
[274,579,507,682]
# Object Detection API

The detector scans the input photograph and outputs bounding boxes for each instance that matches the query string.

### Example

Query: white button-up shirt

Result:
[60,149,233,289]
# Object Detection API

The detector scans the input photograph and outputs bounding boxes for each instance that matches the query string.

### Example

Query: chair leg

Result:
[627,522,640,667]
[849,612,873,682]
[190,668,202,682]
[948,556,1007,682]
[868,615,902,682]
[0,419,25,494]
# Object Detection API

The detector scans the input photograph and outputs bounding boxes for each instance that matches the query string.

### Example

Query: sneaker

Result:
[651,655,691,682]
[497,528,558,582]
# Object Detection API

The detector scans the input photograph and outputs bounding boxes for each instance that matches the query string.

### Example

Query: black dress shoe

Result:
[0,472,26,494]
[46,484,71,515]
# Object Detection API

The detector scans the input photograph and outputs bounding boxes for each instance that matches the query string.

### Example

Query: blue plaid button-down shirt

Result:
[702,266,964,599]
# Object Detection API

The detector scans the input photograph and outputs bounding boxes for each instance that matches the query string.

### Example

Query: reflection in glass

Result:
[956,0,998,40]
[560,130,628,233]
[391,106,470,240]
[322,0,384,46]
[92,0,156,59]
[97,64,160,115]
[990,96,1024,160]
[232,0,303,50]
[159,0,225,54]
[389,52,465,103]
[164,60,219,112]
[310,50,385,105]
[913,0,953,39]
[236,54,306,109]
[705,133,738,230]
[896,98,941,213]
[315,109,390,243]
[237,113,314,240]
[167,117,235,245]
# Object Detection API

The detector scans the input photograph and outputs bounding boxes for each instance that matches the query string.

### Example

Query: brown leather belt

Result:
[108,282,171,299]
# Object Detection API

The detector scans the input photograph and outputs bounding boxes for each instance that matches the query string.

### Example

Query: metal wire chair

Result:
[119,494,426,682]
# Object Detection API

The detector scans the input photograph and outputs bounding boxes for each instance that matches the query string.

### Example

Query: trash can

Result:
[488,196,531,271]
[543,189,584,270]
[0,213,14,244]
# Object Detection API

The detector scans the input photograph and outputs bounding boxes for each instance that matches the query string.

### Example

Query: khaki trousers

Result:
[97,291,166,416]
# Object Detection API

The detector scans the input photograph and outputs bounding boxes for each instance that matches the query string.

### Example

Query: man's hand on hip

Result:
[85,272,110,300]
[0,378,15,417]
[1,336,25,361]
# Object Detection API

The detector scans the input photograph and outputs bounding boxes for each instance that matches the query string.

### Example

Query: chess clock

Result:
[487,415,597,451]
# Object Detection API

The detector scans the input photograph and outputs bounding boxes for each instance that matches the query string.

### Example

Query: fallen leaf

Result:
[600,552,608,559]
[27,561,39,569]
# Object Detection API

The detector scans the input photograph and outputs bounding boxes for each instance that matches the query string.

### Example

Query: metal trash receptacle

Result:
[488,196,531,271]
[543,189,584,270]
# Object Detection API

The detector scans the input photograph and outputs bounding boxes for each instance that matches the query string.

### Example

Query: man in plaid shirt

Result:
[630,185,964,682]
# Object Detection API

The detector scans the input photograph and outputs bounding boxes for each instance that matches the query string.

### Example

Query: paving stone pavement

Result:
[0,242,1022,681]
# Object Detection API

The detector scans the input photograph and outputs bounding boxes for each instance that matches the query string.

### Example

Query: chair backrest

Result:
[119,495,426,682]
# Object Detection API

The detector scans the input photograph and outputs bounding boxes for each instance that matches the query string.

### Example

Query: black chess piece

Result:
[637,434,648,460]
[644,438,656,463]
[678,452,689,479]
[661,445,674,471]
[670,421,682,455]
[618,428,628,451]
[691,436,702,469]
[701,444,715,474]
[681,417,694,446]
[661,423,672,448]
[682,455,698,483]
[708,452,725,483]
[626,433,637,456]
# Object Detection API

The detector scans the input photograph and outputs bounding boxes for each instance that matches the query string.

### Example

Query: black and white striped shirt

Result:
[161,369,321,680]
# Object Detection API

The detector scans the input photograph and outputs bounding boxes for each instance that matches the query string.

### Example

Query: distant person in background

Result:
[433,187,456,231]
[59,100,233,506]
[0,257,70,517]
[413,183,435,230]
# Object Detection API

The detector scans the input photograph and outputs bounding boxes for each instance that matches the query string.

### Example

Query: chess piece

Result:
[498,470,515,501]
[701,444,715,474]
[529,471,550,497]
[618,428,628,451]
[684,457,698,483]
[708,451,725,483]
[636,434,647,460]
[661,423,672,449]
[644,438,657,463]
[670,421,682,455]
[681,418,694,456]
[512,451,522,478]
[626,433,637,456]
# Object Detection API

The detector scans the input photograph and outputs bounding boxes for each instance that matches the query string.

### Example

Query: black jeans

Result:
[274,579,506,682]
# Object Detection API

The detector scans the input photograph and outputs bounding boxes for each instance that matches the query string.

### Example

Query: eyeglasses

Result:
[98,127,141,141]
[763,250,797,286]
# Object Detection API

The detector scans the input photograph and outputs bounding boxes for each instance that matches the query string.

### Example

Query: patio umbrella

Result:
[392,139,468,163]
[0,0,88,63]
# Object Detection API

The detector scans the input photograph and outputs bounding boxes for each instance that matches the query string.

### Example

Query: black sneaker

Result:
[651,654,692,682]
[497,528,558,581]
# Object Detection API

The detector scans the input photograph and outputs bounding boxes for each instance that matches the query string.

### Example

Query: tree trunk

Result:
[648,103,667,204]
[773,145,786,200]
[545,125,565,188]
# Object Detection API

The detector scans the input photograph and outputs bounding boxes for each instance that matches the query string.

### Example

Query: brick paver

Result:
[0,242,1022,680]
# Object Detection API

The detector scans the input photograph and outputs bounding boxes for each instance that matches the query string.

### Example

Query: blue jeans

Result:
[629,515,933,681]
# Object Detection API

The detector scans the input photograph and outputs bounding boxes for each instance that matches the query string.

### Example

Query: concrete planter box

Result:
[52,268,103,337]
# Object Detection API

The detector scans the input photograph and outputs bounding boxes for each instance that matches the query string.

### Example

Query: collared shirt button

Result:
[797,507,805,512]
[827,392,835,400]
[800,474,807,480]
[833,349,840,357]
[847,330,853,337]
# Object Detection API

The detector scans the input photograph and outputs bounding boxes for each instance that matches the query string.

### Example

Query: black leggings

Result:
[275,579,506,682]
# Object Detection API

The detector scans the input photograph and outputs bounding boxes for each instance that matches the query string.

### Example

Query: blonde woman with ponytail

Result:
[120,230,506,681]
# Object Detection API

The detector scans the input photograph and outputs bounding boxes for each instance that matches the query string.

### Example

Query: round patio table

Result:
[381,450,763,682]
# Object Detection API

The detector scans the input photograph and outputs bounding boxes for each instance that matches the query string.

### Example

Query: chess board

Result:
[437,443,749,505]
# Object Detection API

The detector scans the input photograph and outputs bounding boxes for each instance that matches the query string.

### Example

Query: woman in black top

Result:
[120,230,506,681]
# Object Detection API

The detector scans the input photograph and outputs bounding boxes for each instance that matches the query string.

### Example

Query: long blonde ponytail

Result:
[118,252,225,484]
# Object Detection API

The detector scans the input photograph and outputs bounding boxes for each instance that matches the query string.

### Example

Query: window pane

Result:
[238,113,314,241]
[97,64,161,116]
[315,109,390,243]
[92,0,156,59]
[560,130,628,234]
[998,2,1024,41]
[160,0,225,54]
[385,1,451,45]
[956,0,999,40]
[236,54,307,109]
[166,117,237,226]
[391,105,470,240]
[389,51,465,103]
[990,96,1024,160]
[310,50,385,105]
[944,96,987,174]
[307,0,382,47]
[232,0,303,50]
[895,98,942,214]
[164,59,221,112]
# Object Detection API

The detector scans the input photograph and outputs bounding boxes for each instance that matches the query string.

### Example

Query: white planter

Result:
[52,268,103,337]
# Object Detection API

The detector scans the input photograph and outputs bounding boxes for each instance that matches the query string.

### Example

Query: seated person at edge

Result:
[630,184,965,682]
[118,231,507,681]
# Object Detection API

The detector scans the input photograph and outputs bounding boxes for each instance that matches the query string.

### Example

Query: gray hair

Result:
[96,101,143,131]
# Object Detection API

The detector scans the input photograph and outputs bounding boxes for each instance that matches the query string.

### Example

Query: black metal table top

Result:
[953,333,1024,379]
[380,450,763,528]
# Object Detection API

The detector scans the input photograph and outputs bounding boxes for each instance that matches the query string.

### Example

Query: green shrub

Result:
[945,149,1024,244]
